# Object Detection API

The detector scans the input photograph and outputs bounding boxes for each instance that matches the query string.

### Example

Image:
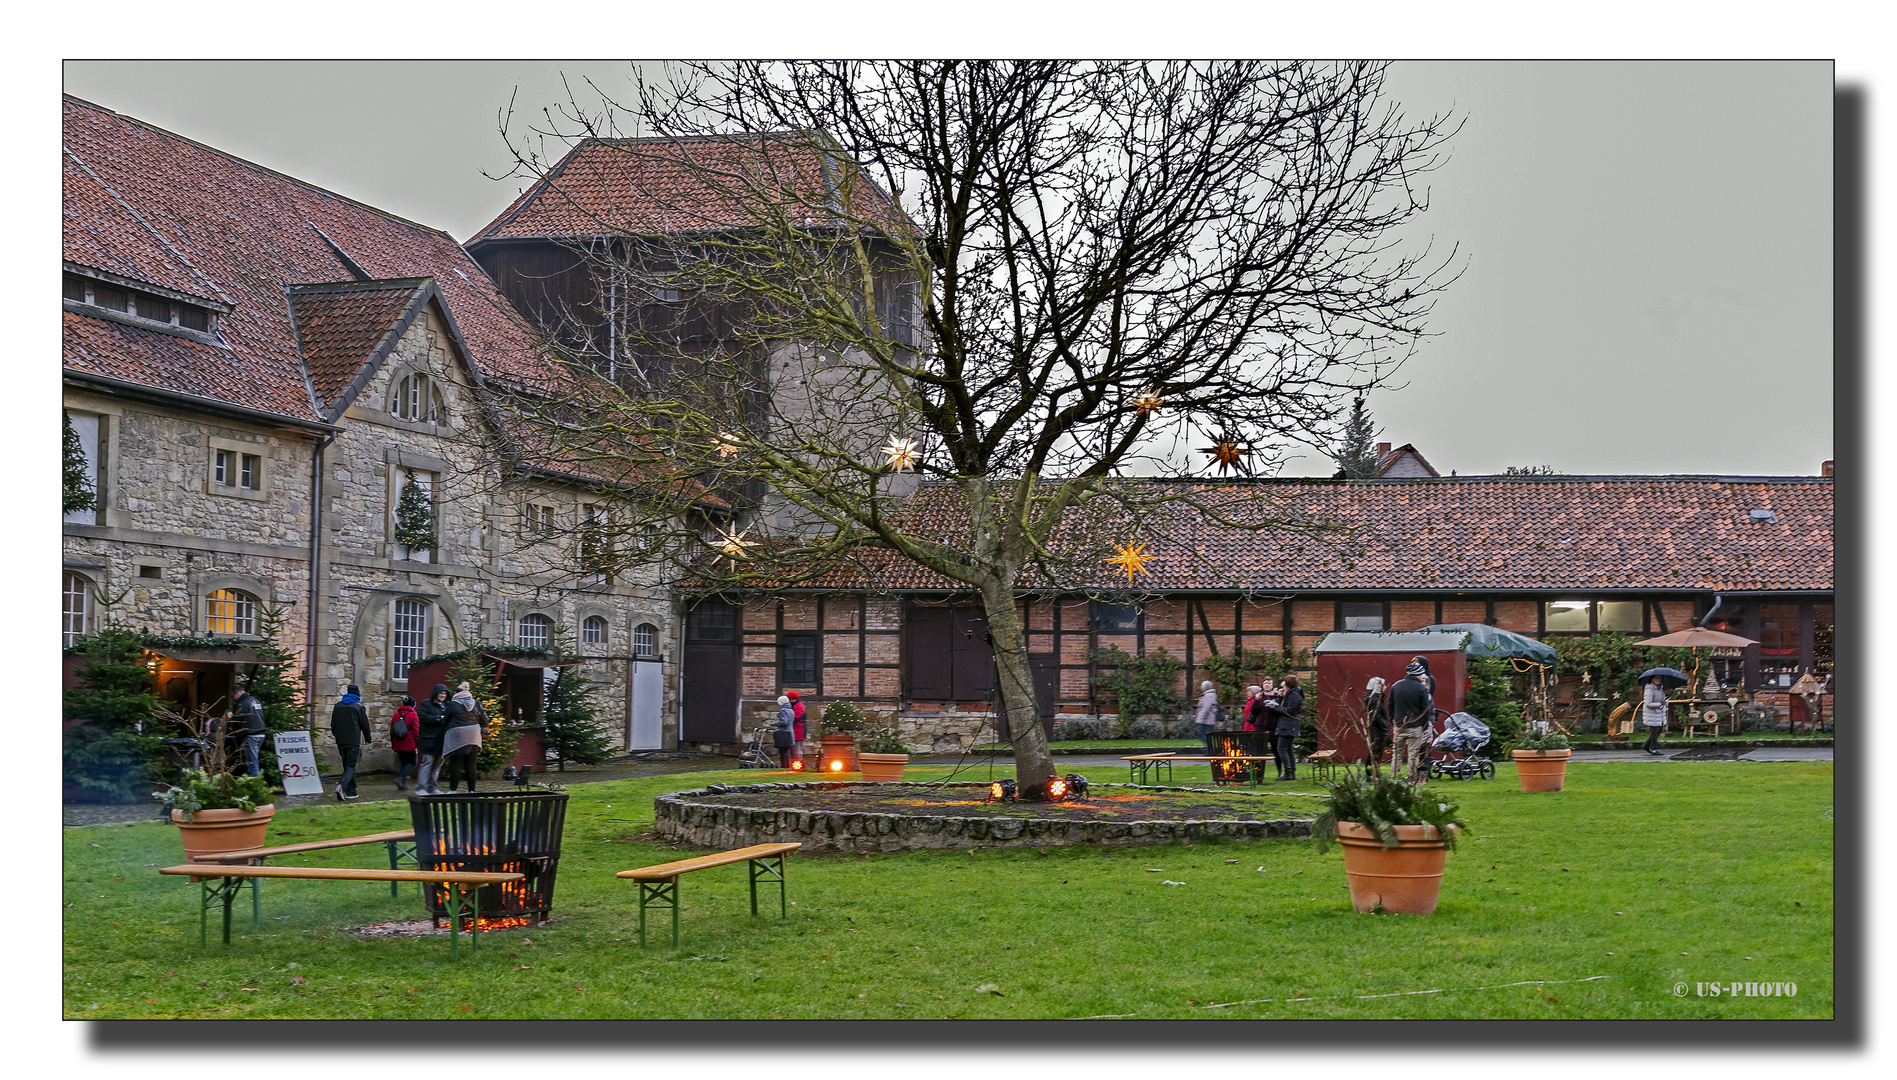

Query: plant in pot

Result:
[815,700,868,774]
[1313,768,1469,915]
[855,728,914,782]
[1510,726,1573,793]
[151,705,276,860]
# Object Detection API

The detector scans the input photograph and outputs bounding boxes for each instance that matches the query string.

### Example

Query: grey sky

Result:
[62,60,1833,478]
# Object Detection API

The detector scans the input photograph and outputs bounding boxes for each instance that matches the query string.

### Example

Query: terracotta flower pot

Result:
[817,733,858,774]
[172,804,276,861]
[857,753,909,782]
[1511,749,1573,793]
[1334,821,1453,915]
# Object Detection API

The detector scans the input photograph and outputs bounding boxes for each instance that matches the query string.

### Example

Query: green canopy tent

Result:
[1416,624,1557,665]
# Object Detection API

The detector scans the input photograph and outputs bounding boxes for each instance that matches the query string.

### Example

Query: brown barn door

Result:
[996,653,1060,745]
[949,608,997,702]
[905,606,954,699]
[682,600,740,744]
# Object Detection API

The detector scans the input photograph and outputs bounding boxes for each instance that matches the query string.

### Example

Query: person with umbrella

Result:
[1637,666,1688,755]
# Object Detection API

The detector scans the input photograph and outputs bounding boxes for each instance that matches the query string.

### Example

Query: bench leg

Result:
[250,875,261,925]
[197,877,241,946]
[749,855,788,919]
[638,879,679,949]
[446,882,480,960]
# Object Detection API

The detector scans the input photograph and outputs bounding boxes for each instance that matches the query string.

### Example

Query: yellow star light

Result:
[716,527,752,563]
[1198,437,1246,475]
[882,435,921,472]
[1107,541,1155,583]
[1133,391,1164,416]
[714,432,741,458]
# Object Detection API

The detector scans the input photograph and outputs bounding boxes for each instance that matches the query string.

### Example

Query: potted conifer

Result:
[151,705,275,860]
[1313,768,1468,915]
[815,701,868,774]
[1510,727,1573,792]
[855,728,914,782]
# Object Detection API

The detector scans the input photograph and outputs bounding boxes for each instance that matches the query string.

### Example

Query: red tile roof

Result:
[62,96,558,424]
[778,477,1833,595]
[287,280,432,413]
[472,134,906,243]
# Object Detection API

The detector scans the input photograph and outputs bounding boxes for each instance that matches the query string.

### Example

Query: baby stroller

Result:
[1429,711,1495,781]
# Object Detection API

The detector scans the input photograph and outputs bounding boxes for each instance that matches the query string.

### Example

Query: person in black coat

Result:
[1389,659,1436,782]
[330,684,373,801]
[414,683,451,796]
[1265,676,1304,780]
[232,688,267,777]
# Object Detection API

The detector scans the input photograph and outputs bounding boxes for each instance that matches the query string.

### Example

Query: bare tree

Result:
[484,61,1459,794]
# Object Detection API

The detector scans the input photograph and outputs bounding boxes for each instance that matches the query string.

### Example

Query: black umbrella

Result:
[1638,667,1689,691]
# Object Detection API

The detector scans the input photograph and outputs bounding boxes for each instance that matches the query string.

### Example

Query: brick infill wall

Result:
[653,781,1315,853]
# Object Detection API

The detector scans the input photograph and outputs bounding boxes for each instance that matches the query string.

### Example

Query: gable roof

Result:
[1377,443,1440,478]
[287,278,434,418]
[471,133,907,244]
[62,96,557,427]
[777,476,1833,595]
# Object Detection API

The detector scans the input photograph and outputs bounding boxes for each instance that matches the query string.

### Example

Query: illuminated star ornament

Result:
[1198,435,1248,476]
[1133,391,1164,416]
[716,527,752,563]
[1108,541,1155,583]
[882,435,921,472]
[714,432,741,458]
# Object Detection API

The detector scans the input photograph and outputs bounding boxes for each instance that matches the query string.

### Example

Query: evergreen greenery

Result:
[392,470,437,554]
[1513,728,1572,752]
[1549,632,1698,709]
[63,410,97,513]
[1462,657,1525,752]
[152,768,274,821]
[1331,396,1382,479]
[1198,645,1315,711]
[540,636,618,769]
[62,625,164,801]
[244,605,309,784]
[446,646,516,775]
[1312,767,1469,853]
[856,728,914,754]
[1089,647,1185,735]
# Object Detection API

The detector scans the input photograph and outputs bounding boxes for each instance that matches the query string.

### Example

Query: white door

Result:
[629,660,664,750]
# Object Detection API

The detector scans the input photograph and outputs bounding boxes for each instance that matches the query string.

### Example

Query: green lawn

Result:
[64,761,1832,1019]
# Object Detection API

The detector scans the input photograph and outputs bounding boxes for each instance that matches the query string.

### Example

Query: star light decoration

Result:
[882,435,921,472]
[714,432,741,458]
[1198,435,1248,476]
[1107,540,1155,583]
[715,526,752,564]
[1133,391,1164,416]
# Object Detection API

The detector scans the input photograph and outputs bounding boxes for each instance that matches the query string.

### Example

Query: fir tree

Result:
[63,410,97,513]
[393,470,437,554]
[62,624,164,801]
[1332,396,1382,479]
[540,633,618,769]
[447,646,517,775]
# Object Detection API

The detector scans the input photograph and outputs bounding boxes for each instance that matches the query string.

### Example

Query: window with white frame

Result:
[518,613,553,649]
[633,621,658,659]
[62,572,91,646]
[63,412,101,526]
[213,449,261,491]
[206,588,258,636]
[391,470,436,563]
[390,598,429,680]
[527,503,555,534]
[389,372,445,425]
[582,615,608,645]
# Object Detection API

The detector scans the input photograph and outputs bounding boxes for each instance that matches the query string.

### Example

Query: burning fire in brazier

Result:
[408,790,568,929]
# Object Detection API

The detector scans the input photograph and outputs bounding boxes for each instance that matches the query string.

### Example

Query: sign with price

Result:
[272,730,325,796]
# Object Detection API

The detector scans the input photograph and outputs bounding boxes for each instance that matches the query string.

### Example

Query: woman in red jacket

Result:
[390,695,421,791]
[788,690,807,742]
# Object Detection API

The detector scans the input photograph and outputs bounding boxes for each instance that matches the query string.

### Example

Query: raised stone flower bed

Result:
[654,781,1319,853]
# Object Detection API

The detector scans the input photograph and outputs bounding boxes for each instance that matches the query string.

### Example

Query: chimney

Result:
[1376,442,1391,457]
[1822,460,1833,477]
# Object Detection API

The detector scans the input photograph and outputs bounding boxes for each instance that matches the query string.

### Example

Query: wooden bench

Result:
[192,829,419,925]
[617,842,802,949]
[1121,753,1176,786]
[1305,749,1339,783]
[161,864,521,959]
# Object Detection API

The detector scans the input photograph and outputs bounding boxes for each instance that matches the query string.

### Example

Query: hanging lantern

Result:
[881,435,921,472]
[716,527,752,564]
[1107,541,1155,583]
[1133,391,1164,416]
[1197,436,1248,475]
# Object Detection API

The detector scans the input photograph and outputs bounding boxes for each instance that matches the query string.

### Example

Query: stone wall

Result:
[654,781,1314,853]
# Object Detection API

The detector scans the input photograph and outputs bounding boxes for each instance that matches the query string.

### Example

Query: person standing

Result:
[330,684,372,801]
[414,684,451,795]
[1266,675,1304,780]
[1194,680,1221,753]
[774,695,798,768]
[789,689,807,742]
[1363,676,1391,769]
[442,682,486,792]
[231,686,267,778]
[1389,660,1435,782]
[1240,685,1264,732]
[1641,675,1669,755]
[390,695,421,791]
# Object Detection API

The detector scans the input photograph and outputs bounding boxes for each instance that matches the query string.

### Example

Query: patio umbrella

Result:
[1637,667,1690,690]
[1634,626,1758,649]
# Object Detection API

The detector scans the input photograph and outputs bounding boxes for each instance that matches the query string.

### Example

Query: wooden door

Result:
[905,606,954,699]
[681,600,740,743]
[948,608,996,701]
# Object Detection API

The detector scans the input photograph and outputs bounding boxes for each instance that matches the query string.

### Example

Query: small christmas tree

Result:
[1331,396,1381,479]
[540,662,618,770]
[62,624,164,801]
[63,411,97,513]
[243,604,307,785]
[393,470,437,555]
[447,646,516,775]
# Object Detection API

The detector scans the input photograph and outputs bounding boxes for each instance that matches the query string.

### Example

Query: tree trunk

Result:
[979,576,1056,794]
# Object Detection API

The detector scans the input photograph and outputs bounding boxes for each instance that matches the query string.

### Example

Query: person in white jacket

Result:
[1641,676,1669,755]
[1194,680,1220,752]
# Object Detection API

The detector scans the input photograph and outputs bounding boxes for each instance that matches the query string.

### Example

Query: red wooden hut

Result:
[1313,630,1469,763]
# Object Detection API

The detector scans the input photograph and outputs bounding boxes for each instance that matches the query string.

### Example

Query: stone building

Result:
[61,96,681,774]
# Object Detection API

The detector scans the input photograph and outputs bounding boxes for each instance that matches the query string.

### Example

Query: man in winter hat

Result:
[1389,659,1436,782]
[330,684,372,800]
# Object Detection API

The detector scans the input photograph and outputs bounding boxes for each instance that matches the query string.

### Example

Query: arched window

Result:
[206,588,259,636]
[582,615,608,645]
[62,572,92,646]
[389,372,445,424]
[390,597,430,680]
[633,622,658,659]
[518,613,553,649]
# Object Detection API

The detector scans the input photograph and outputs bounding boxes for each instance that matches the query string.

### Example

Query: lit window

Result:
[391,598,429,680]
[583,615,608,645]
[1543,600,1592,633]
[206,589,258,636]
[62,572,91,646]
[1596,601,1642,632]
[389,373,444,424]
[519,613,553,649]
[633,622,657,658]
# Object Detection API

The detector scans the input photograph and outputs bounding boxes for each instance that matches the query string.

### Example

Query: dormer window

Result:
[64,273,214,333]
[390,372,445,425]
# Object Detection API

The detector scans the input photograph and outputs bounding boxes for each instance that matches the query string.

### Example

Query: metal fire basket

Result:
[408,790,568,926]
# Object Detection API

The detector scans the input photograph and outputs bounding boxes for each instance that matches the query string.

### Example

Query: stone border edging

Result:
[653,780,1316,854]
